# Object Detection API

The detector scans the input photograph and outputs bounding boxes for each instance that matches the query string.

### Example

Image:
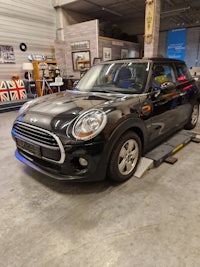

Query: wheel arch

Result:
[107,118,147,150]
[184,101,199,130]
[101,118,148,178]
[128,126,144,150]
[107,130,142,182]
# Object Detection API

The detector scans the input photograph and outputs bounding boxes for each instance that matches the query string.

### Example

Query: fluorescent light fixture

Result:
[161,6,190,18]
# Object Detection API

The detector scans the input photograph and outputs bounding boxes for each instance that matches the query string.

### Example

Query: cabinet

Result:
[32,60,57,96]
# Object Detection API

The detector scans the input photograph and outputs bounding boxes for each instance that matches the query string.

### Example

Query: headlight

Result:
[18,100,33,115]
[72,109,107,140]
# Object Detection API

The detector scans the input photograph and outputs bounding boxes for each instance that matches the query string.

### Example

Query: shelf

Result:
[32,60,57,96]
[76,59,90,70]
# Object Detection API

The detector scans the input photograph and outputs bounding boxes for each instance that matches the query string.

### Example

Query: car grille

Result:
[12,122,65,163]
[13,122,58,146]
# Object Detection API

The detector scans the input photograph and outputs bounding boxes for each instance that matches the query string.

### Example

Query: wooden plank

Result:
[0,0,56,80]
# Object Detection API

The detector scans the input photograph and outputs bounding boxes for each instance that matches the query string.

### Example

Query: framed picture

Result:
[103,47,112,61]
[70,41,90,51]
[72,50,91,71]
[0,45,15,63]
[121,49,129,59]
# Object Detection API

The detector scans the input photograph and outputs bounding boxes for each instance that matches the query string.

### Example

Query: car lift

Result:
[134,130,200,178]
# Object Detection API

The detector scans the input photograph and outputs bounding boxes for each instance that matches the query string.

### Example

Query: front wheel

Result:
[185,103,199,130]
[108,131,141,182]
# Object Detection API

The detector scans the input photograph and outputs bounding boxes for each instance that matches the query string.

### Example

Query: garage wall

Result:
[0,0,56,80]
[99,36,139,60]
[158,27,200,68]
[64,19,99,79]
[185,27,200,68]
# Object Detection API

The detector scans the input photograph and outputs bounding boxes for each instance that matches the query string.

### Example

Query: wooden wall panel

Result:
[0,0,56,80]
[64,19,99,79]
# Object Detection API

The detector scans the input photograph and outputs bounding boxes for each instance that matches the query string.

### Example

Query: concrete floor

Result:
[1,110,200,267]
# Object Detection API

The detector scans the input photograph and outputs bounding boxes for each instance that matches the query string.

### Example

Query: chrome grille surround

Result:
[12,122,65,164]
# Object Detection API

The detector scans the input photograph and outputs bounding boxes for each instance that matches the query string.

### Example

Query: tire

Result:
[185,103,199,130]
[108,131,141,182]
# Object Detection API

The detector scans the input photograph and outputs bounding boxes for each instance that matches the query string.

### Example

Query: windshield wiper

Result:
[90,87,116,93]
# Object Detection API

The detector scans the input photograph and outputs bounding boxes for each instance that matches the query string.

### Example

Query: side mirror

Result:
[160,81,176,91]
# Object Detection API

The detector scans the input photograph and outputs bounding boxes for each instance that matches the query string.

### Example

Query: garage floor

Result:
[1,110,200,267]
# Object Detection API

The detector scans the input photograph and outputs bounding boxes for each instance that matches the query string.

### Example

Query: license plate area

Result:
[16,138,41,158]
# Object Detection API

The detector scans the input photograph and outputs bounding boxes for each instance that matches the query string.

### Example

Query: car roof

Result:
[101,57,185,64]
[147,57,185,64]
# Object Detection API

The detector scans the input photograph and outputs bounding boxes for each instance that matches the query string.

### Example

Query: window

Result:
[152,64,175,90]
[175,63,192,83]
[153,64,175,83]
[76,61,149,94]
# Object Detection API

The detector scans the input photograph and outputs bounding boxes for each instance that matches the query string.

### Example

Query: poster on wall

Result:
[121,49,129,59]
[144,0,155,44]
[166,28,186,60]
[103,47,112,61]
[70,41,90,50]
[0,45,15,63]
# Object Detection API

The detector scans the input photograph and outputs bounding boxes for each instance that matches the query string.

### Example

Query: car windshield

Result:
[75,61,149,94]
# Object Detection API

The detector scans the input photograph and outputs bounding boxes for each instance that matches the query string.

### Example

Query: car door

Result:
[173,62,197,122]
[148,62,182,143]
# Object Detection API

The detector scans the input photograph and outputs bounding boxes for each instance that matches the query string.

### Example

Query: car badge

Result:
[30,117,38,123]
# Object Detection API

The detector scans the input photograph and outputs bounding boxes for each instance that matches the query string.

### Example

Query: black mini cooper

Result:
[12,58,200,182]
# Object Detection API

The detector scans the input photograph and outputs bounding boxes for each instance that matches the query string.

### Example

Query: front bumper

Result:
[14,140,107,182]
[12,121,108,181]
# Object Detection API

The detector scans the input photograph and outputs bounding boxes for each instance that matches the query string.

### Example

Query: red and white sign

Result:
[0,81,10,102]
[6,80,27,101]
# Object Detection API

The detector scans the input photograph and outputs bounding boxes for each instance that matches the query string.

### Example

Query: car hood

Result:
[17,90,144,131]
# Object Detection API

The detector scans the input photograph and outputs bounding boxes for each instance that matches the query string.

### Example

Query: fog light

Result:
[79,157,88,167]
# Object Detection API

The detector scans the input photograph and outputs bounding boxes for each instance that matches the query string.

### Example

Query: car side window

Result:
[152,64,175,90]
[175,63,192,83]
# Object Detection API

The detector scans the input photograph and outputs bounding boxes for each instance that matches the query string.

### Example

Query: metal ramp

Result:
[134,130,200,178]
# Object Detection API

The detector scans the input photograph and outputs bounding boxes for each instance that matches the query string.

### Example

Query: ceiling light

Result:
[161,6,190,18]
